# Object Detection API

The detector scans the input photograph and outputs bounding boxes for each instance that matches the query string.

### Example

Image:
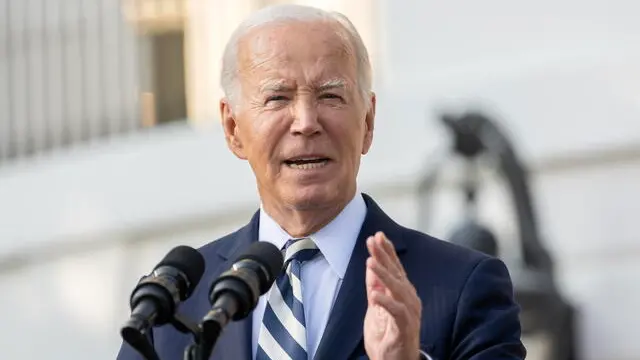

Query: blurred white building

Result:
[0,0,639,359]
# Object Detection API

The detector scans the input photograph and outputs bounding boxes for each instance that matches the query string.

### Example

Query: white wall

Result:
[1,0,640,359]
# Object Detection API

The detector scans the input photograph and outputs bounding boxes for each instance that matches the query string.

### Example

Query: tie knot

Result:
[283,237,319,265]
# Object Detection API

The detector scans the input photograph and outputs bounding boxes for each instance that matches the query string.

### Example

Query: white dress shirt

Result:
[252,193,367,360]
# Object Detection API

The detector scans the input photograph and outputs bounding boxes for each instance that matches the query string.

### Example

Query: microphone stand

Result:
[121,307,220,360]
[172,307,233,360]
[121,326,160,360]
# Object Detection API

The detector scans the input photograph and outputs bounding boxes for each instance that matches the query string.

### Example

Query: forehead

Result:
[237,21,357,88]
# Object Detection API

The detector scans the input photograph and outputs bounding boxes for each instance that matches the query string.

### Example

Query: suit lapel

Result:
[314,194,407,360]
[207,210,260,360]
[208,194,406,360]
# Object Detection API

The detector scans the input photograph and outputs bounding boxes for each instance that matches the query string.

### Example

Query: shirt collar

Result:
[258,193,367,279]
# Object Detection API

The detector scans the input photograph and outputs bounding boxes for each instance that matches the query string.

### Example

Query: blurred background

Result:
[1,0,639,359]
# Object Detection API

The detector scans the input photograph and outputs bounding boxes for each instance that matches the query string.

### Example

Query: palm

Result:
[364,301,402,359]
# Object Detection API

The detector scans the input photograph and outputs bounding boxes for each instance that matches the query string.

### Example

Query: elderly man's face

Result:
[221,21,375,210]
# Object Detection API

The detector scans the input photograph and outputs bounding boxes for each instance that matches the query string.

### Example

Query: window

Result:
[140,29,187,126]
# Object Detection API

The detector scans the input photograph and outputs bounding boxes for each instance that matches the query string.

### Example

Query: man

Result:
[117,4,526,360]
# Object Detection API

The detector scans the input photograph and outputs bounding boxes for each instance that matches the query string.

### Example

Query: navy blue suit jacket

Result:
[117,194,526,360]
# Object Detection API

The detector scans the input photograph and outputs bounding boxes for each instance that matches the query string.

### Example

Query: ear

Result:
[220,98,248,160]
[361,92,376,155]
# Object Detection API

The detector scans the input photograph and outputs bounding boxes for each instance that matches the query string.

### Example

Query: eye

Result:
[265,95,288,104]
[320,93,342,99]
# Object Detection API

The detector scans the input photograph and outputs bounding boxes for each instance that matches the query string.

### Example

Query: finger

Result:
[366,236,387,292]
[376,232,405,276]
[367,256,406,298]
[376,232,404,276]
[366,260,385,304]
[369,290,410,323]
[368,256,422,316]
[366,257,384,291]
[367,233,401,275]
[370,233,403,278]
[366,235,376,258]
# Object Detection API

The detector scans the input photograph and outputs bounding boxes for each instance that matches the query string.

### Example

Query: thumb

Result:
[366,257,383,305]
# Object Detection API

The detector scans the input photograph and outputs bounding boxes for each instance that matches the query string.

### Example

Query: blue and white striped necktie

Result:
[256,238,320,360]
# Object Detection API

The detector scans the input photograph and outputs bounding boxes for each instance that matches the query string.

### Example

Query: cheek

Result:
[248,115,287,166]
[246,136,281,185]
[325,113,366,152]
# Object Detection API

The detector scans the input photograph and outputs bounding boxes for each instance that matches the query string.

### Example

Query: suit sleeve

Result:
[449,257,527,360]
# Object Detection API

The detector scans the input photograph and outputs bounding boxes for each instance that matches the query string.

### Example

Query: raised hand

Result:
[363,232,422,360]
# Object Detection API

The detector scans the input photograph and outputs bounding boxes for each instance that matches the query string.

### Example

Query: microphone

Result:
[120,245,205,357]
[192,242,283,359]
[209,241,284,318]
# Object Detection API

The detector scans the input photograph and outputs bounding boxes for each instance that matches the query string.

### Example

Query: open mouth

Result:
[283,157,331,170]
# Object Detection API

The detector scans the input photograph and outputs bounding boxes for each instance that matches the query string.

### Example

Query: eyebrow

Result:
[317,78,347,92]
[258,78,348,93]
[259,79,292,93]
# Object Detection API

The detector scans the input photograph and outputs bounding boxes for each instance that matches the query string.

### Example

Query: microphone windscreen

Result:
[155,245,206,292]
[236,242,284,293]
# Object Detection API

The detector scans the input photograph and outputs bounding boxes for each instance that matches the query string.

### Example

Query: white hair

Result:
[220,4,373,109]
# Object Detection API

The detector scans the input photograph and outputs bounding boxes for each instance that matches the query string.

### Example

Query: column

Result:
[184,0,263,125]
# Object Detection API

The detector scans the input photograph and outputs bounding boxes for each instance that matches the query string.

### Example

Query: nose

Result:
[290,101,322,136]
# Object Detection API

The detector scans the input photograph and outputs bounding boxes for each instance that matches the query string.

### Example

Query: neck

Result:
[261,191,356,238]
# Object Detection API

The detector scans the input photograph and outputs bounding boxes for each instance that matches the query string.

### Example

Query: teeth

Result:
[287,160,328,169]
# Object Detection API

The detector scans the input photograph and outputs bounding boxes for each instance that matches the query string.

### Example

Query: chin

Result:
[283,184,342,211]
